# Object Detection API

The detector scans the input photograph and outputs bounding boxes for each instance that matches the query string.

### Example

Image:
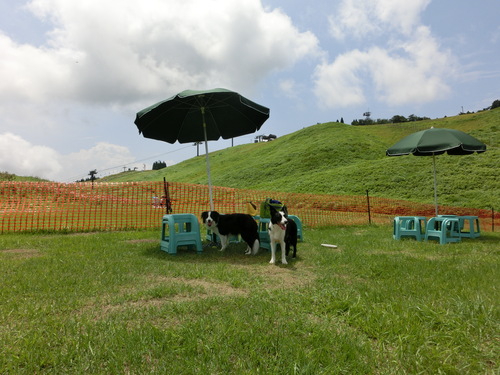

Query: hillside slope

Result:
[102,109,499,209]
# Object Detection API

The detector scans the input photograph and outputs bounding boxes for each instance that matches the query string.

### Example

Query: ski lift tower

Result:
[363,111,371,121]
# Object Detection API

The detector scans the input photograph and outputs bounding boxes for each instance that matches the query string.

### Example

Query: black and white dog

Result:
[285,217,298,259]
[201,211,260,255]
[268,205,298,264]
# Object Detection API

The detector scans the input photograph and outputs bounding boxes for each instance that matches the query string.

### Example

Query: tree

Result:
[391,115,407,123]
[152,161,167,170]
[89,170,97,181]
[491,99,500,110]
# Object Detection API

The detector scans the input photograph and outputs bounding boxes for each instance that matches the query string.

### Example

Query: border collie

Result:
[268,206,287,264]
[201,211,259,255]
[285,219,298,258]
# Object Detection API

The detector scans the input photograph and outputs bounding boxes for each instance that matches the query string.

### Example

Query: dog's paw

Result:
[245,249,251,255]
[269,259,276,264]
[282,260,288,265]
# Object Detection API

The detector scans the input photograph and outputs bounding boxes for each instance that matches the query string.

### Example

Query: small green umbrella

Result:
[134,88,270,210]
[386,127,486,215]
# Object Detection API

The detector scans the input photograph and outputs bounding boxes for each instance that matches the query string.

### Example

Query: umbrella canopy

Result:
[134,88,270,210]
[386,127,486,215]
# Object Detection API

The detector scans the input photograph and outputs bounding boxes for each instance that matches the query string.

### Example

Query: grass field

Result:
[99,109,500,210]
[1,226,498,374]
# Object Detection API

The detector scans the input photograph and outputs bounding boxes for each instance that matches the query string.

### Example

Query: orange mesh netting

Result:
[0,181,498,232]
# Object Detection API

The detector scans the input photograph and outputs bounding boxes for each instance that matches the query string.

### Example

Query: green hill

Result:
[0,171,49,182]
[101,109,500,210]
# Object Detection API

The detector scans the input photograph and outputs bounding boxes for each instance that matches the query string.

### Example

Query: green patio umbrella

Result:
[386,127,486,215]
[134,88,270,211]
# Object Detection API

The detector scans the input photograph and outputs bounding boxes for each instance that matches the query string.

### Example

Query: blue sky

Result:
[1,0,499,181]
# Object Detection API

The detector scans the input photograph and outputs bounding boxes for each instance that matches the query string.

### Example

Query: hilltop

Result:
[100,110,499,209]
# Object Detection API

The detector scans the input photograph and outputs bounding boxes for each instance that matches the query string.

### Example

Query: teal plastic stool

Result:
[425,217,461,244]
[205,230,240,244]
[161,214,202,254]
[393,216,426,241]
[458,216,480,238]
[288,215,304,242]
[256,217,271,250]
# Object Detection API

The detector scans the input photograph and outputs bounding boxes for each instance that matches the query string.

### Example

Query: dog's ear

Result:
[269,205,277,214]
[201,211,208,220]
[283,205,289,217]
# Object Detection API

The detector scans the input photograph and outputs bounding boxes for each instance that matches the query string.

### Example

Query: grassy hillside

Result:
[0,172,48,182]
[101,109,500,210]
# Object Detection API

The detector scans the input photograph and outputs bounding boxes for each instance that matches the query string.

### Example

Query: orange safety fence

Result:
[0,181,498,233]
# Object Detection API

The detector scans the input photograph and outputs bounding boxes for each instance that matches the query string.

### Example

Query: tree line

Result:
[351,114,430,126]
[350,99,499,126]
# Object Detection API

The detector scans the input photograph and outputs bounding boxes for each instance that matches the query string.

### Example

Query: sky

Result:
[0,0,499,182]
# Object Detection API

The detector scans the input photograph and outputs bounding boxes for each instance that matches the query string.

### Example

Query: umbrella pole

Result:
[201,107,214,211]
[433,154,438,216]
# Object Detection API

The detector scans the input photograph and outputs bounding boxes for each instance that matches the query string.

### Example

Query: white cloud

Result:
[313,51,367,107]
[0,0,319,181]
[328,0,431,40]
[279,79,299,99]
[63,142,136,181]
[0,133,135,181]
[371,26,454,104]
[0,0,319,107]
[0,33,73,103]
[0,133,62,178]
[317,1,454,108]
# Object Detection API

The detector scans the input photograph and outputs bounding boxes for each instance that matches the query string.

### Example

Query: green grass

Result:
[1,227,498,374]
[101,109,500,210]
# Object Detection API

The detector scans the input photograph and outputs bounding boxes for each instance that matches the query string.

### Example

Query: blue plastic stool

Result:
[161,214,202,254]
[425,217,461,244]
[393,216,427,241]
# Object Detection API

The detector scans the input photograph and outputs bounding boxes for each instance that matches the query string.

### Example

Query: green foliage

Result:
[351,113,430,125]
[0,171,15,181]
[0,171,48,182]
[0,227,498,373]
[152,160,167,170]
[102,110,500,210]
[391,114,408,123]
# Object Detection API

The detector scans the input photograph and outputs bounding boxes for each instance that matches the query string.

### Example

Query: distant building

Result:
[254,134,277,143]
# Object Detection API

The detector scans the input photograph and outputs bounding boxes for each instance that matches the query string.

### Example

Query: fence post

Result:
[366,190,371,224]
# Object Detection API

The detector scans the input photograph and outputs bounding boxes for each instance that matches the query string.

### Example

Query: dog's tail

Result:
[252,239,260,255]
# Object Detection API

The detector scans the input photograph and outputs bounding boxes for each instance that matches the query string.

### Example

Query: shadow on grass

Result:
[141,240,302,268]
